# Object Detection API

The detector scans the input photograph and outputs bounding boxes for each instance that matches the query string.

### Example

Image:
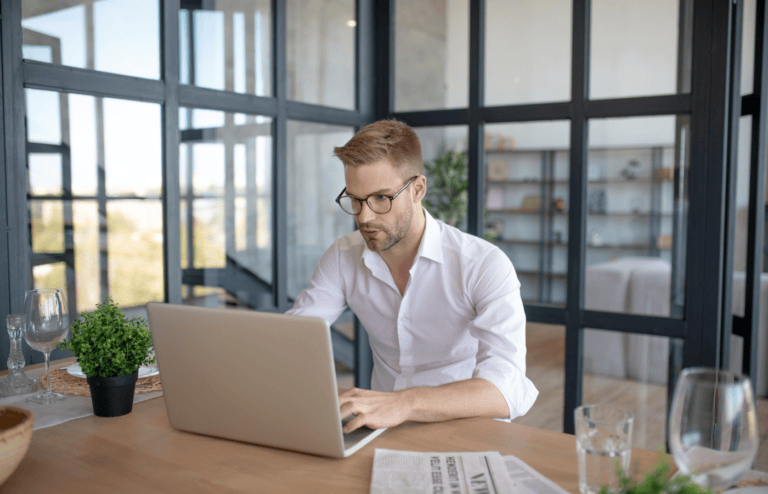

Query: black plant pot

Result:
[86,372,139,417]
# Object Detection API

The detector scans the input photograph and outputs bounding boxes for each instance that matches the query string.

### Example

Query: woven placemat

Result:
[38,368,162,397]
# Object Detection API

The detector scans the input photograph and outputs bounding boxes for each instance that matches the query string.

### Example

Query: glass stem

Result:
[43,352,51,396]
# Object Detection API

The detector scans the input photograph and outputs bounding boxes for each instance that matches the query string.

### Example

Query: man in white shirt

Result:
[287,120,537,433]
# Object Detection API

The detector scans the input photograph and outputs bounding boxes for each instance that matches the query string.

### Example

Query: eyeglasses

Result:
[335,176,419,215]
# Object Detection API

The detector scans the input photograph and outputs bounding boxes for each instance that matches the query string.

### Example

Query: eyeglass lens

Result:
[338,195,391,215]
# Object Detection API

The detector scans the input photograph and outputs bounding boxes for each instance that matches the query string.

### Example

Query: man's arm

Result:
[338,377,508,433]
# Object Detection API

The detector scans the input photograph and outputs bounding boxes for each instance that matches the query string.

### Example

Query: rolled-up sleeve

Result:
[286,242,348,325]
[468,247,538,421]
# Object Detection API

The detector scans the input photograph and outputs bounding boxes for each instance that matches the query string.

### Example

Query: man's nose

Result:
[357,200,377,223]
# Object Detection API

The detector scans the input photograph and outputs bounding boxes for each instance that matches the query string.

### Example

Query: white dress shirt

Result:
[286,208,538,420]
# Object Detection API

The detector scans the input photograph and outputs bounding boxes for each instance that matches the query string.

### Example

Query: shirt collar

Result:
[361,207,444,267]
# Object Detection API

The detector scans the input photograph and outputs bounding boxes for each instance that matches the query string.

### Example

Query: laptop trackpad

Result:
[342,417,376,449]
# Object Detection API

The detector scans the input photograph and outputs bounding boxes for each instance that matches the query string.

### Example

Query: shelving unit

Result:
[485,145,676,304]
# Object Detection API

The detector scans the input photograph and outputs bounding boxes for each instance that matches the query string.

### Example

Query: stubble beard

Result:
[359,206,413,252]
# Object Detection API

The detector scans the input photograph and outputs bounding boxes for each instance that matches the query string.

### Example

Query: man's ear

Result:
[412,174,427,202]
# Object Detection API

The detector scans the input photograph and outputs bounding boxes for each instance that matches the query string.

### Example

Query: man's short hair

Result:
[334,119,423,178]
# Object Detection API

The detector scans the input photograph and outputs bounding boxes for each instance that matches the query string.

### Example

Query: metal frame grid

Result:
[383,0,758,434]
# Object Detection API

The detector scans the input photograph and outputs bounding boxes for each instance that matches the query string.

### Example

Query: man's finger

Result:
[343,413,367,434]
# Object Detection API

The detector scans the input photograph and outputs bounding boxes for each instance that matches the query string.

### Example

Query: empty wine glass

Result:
[23,288,69,404]
[669,367,758,489]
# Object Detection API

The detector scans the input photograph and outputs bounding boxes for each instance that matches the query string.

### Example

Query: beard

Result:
[357,206,413,252]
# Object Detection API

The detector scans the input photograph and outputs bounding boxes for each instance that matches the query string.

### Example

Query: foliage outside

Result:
[57,297,156,377]
[422,150,498,242]
[600,456,713,494]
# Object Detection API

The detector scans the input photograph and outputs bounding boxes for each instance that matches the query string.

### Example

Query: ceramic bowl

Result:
[0,406,34,486]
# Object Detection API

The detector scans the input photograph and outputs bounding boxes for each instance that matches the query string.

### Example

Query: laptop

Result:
[146,303,386,458]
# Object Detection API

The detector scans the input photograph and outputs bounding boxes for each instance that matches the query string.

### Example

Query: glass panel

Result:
[416,126,469,230]
[179,1,272,96]
[26,89,164,317]
[511,323,565,433]
[30,200,65,253]
[22,0,160,79]
[484,0,571,106]
[484,121,570,306]
[583,329,671,451]
[104,99,162,197]
[742,0,756,95]
[28,154,62,196]
[33,262,66,292]
[585,116,689,318]
[286,0,355,109]
[394,0,468,111]
[180,109,273,309]
[107,200,164,307]
[590,0,692,99]
[286,121,354,299]
[73,201,99,314]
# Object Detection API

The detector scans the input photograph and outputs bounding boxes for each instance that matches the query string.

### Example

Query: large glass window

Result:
[590,0,692,99]
[286,121,354,299]
[179,1,272,96]
[484,121,570,306]
[484,0,572,106]
[26,89,163,318]
[394,0,468,112]
[180,109,273,309]
[585,115,689,318]
[22,0,160,80]
[286,0,355,109]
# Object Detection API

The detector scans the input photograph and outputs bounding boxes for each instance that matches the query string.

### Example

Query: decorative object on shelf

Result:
[553,197,566,211]
[56,297,156,417]
[485,221,503,242]
[487,160,509,181]
[0,406,34,487]
[620,159,640,180]
[589,228,604,246]
[655,167,675,182]
[554,231,563,244]
[520,195,541,212]
[0,315,38,397]
[588,189,607,214]
[484,133,515,151]
[656,234,672,250]
[486,187,504,210]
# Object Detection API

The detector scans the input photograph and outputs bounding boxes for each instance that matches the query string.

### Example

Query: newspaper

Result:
[370,449,568,494]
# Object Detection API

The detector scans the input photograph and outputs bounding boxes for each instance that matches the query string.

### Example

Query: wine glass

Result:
[23,288,69,404]
[669,367,758,489]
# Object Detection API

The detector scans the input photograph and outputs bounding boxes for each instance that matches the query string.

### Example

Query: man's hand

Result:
[338,387,413,433]
[337,378,509,433]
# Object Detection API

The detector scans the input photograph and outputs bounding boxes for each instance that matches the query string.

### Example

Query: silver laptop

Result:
[146,303,386,458]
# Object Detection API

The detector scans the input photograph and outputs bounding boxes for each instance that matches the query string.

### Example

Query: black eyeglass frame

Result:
[335,175,419,215]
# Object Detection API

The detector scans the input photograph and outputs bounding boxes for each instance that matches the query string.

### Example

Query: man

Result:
[287,120,537,433]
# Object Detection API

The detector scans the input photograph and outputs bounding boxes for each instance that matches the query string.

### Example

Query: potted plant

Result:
[423,150,498,242]
[57,297,155,417]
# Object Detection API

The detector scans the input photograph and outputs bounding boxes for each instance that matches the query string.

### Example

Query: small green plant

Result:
[600,455,713,494]
[423,150,498,242]
[57,297,155,378]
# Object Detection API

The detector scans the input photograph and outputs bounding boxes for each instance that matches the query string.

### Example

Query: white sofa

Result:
[584,257,768,397]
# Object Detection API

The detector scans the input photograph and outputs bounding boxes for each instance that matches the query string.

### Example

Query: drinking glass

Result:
[23,288,69,404]
[669,367,758,489]
[575,405,634,494]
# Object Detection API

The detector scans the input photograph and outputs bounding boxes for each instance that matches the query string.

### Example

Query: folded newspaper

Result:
[370,448,568,494]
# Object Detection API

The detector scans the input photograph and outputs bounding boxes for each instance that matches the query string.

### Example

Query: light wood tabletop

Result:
[0,386,668,493]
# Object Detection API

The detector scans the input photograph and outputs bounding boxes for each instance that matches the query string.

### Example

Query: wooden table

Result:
[1,391,666,493]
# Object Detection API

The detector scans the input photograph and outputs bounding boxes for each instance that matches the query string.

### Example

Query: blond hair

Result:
[333,120,423,177]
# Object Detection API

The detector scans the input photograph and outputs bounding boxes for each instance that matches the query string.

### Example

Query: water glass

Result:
[669,367,758,489]
[575,405,634,494]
